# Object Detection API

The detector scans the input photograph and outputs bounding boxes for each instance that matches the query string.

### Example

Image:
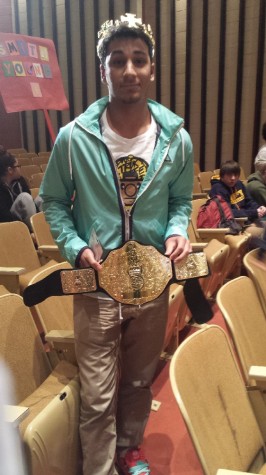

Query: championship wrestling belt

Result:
[23,241,209,308]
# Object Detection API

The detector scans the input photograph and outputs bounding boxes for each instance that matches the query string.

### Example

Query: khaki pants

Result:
[73,290,169,475]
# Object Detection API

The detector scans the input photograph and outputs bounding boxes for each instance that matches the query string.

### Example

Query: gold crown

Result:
[97,13,155,55]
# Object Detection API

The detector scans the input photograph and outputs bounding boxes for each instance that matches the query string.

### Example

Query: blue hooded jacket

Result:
[210,174,258,221]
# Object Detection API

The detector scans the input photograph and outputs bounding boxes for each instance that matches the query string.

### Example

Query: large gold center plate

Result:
[99,241,172,305]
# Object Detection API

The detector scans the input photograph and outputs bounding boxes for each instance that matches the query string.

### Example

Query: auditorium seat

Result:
[191,198,250,278]
[0,292,81,475]
[7,147,27,155]
[29,171,44,188]
[217,276,266,443]
[30,211,64,262]
[170,325,266,474]
[27,261,75,364]
[0,221,58,294]
[243,248,266,315]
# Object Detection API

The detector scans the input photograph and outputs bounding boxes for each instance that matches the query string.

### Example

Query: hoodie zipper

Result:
[125,122,184,240]
[134,121,184,205]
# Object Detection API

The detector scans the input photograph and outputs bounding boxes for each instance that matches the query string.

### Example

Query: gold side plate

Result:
[174,252,209,281]
[61,268,97,294]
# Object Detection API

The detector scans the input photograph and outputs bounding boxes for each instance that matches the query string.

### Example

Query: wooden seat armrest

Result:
[197,228,229,243]
[37,245,63,263]
[217,470,254,474]
[198,228,230,235]
[249,365,266,381]
[38,245,59,251]
[45,330,76,365]
[0,267,25,275]
[235,217,248,225]
[4,405,30,426]
[0,268,25,293]
[192,192,208,199]
[45,329,75,344]
[191,243,208,251]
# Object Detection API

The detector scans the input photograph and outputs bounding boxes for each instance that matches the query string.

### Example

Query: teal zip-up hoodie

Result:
[40,97,194,267]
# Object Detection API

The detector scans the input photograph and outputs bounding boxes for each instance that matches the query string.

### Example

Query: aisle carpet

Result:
[142,305,227,474]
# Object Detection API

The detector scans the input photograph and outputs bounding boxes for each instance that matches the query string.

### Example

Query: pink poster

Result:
[0,32,69,113]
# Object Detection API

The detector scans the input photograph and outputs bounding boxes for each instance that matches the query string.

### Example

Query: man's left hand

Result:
[164,236,192,263]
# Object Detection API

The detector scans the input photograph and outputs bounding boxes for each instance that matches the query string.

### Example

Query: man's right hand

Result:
[79,248,103,271]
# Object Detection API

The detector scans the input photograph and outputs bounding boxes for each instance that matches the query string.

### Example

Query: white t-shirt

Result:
[87,110,157,301]
[101,109,157,210]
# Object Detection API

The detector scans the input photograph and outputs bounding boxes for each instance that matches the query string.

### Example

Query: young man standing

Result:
[40,14,193,475]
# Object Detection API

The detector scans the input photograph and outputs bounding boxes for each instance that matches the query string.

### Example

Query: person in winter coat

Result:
[210,160,266,224]
[40,13,194,475]
[247,147,266,207]
[0,147,41,229]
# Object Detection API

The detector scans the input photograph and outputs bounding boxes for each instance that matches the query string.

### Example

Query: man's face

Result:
[221,172,240,188]
[101,37,154,104]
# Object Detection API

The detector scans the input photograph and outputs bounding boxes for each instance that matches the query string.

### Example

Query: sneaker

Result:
[116,448,151,475]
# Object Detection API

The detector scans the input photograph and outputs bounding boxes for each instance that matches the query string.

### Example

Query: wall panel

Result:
[0,0,265,176]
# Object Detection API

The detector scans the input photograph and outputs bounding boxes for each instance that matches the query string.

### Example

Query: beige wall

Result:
[0,0,265,175]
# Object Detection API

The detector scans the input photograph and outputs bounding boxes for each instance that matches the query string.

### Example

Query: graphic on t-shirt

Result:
[116,154,149,209]
[230,189,244,206]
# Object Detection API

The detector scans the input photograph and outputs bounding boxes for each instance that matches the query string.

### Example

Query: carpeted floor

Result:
[143,304,226,474]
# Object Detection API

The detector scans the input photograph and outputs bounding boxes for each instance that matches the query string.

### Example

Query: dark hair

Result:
[0,147,16,178]
[97,25,154,65]
[220,160,240,178]
[262,122,266,141]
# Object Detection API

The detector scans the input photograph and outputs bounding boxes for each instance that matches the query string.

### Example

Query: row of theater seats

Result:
[170,275,266,474]
[0,214,81,473]
[7,147,50,157]
[6,148,50,188]
[0,290,80,475]
[0,223,265,474]
[168,178,266,474]
[0,168,265,472]
[0,208,256,349]
[6,156,239,198]
[2,149,65,470]
[189,197,250,276]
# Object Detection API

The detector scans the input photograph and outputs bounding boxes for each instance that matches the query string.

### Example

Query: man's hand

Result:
[165,236,192,262]
[79,248,103,271]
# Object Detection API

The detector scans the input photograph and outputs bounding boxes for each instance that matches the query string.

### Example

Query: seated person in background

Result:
[210,160,266,228]
[0,147,42,230]
[247,147,266,207]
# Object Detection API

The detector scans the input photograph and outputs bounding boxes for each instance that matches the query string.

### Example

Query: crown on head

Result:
[97,13,155,55]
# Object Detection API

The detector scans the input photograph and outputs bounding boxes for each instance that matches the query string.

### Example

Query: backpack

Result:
[197,195,243,235]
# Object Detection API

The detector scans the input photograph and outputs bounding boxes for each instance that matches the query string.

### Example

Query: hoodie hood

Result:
[75,96,184,139]
[210,173,221,186]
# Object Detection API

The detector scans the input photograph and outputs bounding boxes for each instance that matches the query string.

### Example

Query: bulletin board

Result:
[0,32,69,113]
